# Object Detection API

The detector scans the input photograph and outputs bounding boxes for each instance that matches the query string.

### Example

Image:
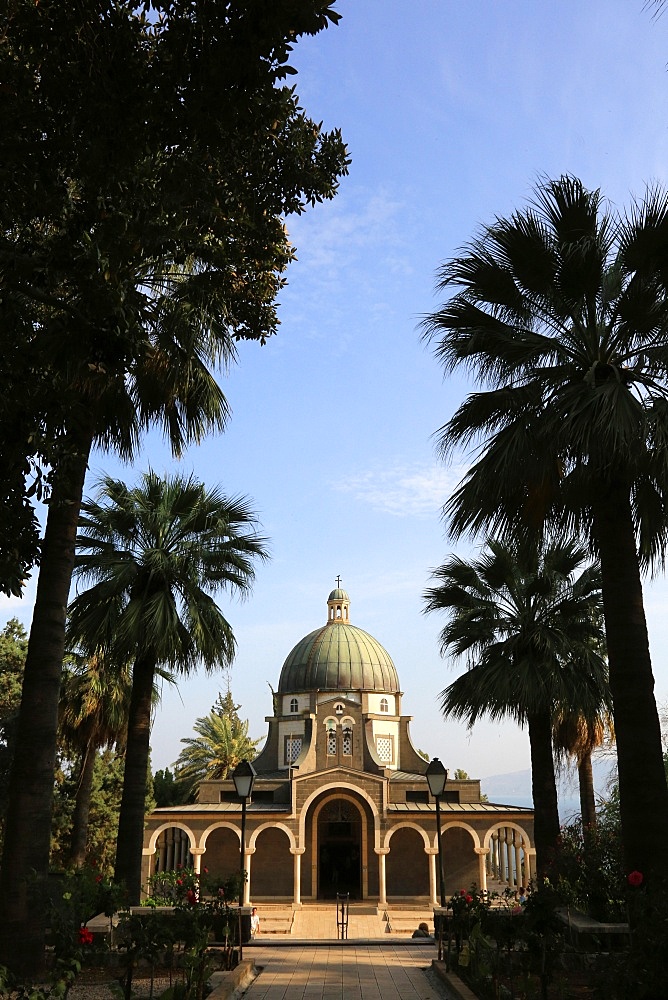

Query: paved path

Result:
[240,943,448,999]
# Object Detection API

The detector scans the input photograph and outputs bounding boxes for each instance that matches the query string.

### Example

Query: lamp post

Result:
[232,760,256,959]
[426,757,448,907]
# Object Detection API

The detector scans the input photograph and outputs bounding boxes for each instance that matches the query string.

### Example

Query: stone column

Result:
[158,836,167,873]
[475,847,490,894]
[291,848,305,906]
[514,834,522,889]
[426,848,439,907]
[525,847,537,885]
[166,829,175,871]
[375,848,390,906]
[191,848,204,877]
[243,848,255,906]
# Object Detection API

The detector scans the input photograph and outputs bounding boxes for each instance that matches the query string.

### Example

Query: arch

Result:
[385,825,430,896]
[252,825,293,897]
[438,820,481,851]
[290,697,299,713]
[298,781,380,849]
[482,820,533,852]
[384,821,431,851]
[147,821,196,854]
[249,821,296,852]
[200,821,242,851]
[380,697,389,713]
[311,793,366,900]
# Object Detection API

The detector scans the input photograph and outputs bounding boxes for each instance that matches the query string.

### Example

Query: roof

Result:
[278,590,399,694]
[388,801,533,814]
[150,803,290,815]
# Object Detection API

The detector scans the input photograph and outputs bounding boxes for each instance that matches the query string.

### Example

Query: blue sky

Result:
[3,0,668,788]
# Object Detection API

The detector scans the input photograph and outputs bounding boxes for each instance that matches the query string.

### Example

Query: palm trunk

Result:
[0,429,92,973]
[114,655,155,904]
[527,709,560,882]
[593,481,668,880]
[578,752,597,832]
[69,740,98,868]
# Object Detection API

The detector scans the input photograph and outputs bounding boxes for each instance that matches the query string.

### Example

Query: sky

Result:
[3,0,668,793]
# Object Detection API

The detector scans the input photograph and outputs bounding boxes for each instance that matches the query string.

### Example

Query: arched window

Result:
[327,726,337,756]
[290,697,298,713]
[342,726,353,756]
[380,698,389,713]
[334,702,345,715]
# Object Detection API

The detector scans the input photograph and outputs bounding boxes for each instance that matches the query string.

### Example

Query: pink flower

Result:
[628,870,644,887]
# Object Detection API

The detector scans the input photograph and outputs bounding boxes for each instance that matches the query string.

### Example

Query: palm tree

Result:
[423,537,610,879]
[422,175,668,879]
[552,710,613,831]
[67,471,269,902]
[58,652,133,869]
[174,692,261,797]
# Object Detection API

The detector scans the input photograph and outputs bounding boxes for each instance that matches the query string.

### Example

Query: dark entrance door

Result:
[317,799,361,899]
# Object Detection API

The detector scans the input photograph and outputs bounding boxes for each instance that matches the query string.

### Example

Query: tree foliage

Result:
[424,536,609,876]
[67,471,269,903]
[0,620,27,849]
[0,0,347,968]
[174,690,262,795]
[422,175,668,879]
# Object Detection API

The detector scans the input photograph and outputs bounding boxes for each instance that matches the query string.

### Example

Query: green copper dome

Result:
[277,589,399,694]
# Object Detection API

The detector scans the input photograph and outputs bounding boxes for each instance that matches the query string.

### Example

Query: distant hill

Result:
[481,758,616,821]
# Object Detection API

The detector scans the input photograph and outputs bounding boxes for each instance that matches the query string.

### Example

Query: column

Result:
[166,828,175,871]
[474,848,489,894]
[243,848,255,906]
[426,848,439,907]
[291,848,305,906]
[158,836,167,873]
[191,848,204,877]
[491,831,499,878]
[514,834,522,889]
[525,847,537,885]
[375,848,390,906]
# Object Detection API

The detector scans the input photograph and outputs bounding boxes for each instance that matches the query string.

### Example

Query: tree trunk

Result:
[114,655,155,904]
[527,709,560,882]
[593,481,668,880]
[69,740,98,868]
[578,752,597,832]
[0,431,92,973]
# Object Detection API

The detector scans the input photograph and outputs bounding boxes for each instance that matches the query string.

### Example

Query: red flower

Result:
[203,867,208,874]
[465,895,473,904]
[176,879,183,886]
[95,874,103,883]
[78,926,94,946]
[176,863,182,869]
[459,889,465,896]
[628,870,644,887]
[186,889,197,905]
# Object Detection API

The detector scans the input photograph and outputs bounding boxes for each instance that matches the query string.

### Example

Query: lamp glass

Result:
[426,757,447,798]
[233,759,257,800]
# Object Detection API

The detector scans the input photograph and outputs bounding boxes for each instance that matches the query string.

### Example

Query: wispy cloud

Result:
[333,461,467,517]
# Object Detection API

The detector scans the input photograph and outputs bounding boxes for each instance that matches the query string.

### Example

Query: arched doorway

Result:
[317,799,362,899]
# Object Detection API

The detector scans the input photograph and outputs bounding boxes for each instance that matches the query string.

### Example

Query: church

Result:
[142,587,534,906]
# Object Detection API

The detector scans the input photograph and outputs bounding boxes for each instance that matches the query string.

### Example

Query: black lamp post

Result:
[426,757,448,907]
[233,760,256,958]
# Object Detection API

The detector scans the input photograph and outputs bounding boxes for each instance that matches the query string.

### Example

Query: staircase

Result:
[383,903,435,936]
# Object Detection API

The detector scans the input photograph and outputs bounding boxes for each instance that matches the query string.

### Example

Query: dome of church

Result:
[277,589,400,694]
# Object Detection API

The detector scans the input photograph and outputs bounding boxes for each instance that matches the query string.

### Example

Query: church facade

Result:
[142,588,534,905]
